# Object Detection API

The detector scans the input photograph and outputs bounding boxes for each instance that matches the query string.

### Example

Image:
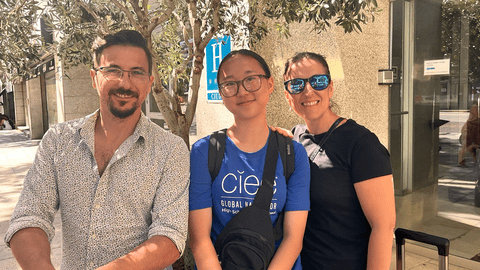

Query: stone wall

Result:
[256,0,391,148]
[58,62,99,121]
[25,77,44,139]
[13,83,27,126]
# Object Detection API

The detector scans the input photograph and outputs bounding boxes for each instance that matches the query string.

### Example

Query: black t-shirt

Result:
[293,119,392,270]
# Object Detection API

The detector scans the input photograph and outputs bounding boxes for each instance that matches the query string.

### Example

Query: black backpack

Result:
[208,129,295,270]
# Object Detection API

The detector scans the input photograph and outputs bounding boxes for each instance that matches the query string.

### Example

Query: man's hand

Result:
[96,235,179,270]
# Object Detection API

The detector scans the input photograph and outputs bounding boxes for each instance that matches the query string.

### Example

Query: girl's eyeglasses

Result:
[218,75,267,98]
[284,74,331,94]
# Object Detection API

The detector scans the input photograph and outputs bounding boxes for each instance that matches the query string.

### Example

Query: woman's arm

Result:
[189,208,222,270]
[354,175,396,270]
[267,210,308,270]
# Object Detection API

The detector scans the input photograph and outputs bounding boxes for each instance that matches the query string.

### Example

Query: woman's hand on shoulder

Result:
[269,126,293,138]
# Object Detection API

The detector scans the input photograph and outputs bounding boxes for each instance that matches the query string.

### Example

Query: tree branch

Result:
[147,0,175,35]
[198,0,221,50]
[187,0,199,46]
[73,0,109,35]
[142,0,148,13]
[9,0,28,15]
[184,0,221,130]
[130,0,144,23]
[173,11,193,74]
[111,0,143,33]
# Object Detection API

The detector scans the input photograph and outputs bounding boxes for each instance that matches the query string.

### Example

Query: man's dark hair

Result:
[92,30,153,74]
[283,52,330,76]
[217,49,271,84]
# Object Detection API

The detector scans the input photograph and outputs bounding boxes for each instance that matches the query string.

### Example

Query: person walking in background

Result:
[0,114,14,130]
[189,49,311,270]
[283,52,396,270]
[458,104,480,167]
[4,30,190,270]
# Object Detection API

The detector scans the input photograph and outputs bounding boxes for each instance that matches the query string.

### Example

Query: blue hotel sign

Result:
[206,36,231,102]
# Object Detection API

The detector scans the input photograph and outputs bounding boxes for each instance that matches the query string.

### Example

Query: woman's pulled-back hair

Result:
[216,49,271,83]
[283,52,330,76]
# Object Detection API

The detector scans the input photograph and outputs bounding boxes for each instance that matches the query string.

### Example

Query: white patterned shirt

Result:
[4,110,190,270]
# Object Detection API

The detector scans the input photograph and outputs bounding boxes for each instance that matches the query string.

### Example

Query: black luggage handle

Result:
[395,228,450,270]
[395,228,450,256]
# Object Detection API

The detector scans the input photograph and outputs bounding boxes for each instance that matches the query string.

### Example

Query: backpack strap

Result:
[275,132,295,184]
[273,131,295,241]
[252,131,278,210]
[208,128,227,181]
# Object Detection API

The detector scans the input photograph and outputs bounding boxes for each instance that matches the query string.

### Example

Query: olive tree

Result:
[0,0,43,81]
[1,0,379,147]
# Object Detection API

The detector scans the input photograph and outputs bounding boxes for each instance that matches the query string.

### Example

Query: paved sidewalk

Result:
[0,129,477,269]
[0,130,62,269]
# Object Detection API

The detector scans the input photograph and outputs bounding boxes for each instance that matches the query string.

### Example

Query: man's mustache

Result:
[108,88,139,98]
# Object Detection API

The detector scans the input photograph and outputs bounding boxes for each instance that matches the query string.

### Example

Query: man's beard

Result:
[108,88,139,119]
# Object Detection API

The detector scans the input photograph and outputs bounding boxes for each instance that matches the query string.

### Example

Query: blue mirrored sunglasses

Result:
[284,74,331,94]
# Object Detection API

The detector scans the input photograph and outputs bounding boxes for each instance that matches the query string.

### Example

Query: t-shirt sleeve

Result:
[189,136,214,211]
[350,132,392,183]
[284,141,310,212]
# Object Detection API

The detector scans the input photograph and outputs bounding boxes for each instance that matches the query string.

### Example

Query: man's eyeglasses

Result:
[95,66,150,84]
[284,74,331,95]
[218,75,267,98]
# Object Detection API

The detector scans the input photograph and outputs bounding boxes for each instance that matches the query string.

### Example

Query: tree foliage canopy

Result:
[1,0,379,146]
[442,0,480,83]
[0,0,43,79]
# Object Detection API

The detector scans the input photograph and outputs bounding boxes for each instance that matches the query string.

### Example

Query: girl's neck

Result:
[227,117,270,153]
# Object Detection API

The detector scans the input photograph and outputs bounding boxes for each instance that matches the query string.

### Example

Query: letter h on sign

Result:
[206,36,231,102]
[211,42,222,73]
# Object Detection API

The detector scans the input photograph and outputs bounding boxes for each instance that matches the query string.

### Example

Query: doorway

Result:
[390,0,480,261]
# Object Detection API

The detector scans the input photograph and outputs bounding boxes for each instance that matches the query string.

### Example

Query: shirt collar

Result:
[78,110,148,149]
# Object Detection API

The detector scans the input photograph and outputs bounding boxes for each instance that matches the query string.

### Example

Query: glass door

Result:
[391,0,480,262]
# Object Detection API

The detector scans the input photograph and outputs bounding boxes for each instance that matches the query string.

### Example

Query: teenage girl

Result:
[189,49,311,270]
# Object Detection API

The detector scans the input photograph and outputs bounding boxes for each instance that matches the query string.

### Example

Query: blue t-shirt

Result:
[189,132,310,269]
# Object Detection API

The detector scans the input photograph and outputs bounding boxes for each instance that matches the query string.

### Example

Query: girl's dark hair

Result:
[92,30,153,74]
[283,52,330,76]
[217,49,271,83]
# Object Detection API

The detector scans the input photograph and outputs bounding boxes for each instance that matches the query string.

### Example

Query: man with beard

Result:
[4,30,190,270]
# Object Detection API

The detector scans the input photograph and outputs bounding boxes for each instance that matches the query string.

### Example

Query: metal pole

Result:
[396,242,405,270]
[439,255,449,270]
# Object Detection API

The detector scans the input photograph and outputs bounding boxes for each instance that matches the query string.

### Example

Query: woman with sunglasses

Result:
[283,52,395,270]
[189,49,311,269]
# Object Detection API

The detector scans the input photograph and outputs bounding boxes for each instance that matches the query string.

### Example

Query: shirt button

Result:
[95,204,100,209]
[91,233,96,239]
[90,262,94,267]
